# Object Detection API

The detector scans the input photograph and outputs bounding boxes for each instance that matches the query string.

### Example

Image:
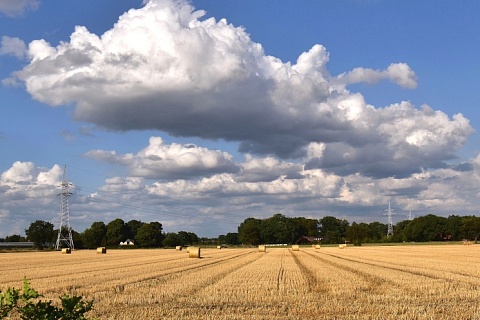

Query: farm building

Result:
[120,239,135,246]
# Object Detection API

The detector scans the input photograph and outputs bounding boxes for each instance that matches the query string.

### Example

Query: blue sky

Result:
[1,0,479,238]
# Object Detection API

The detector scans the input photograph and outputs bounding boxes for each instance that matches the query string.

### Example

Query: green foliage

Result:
[238,218,263,245]
[25,220,55,249]
[162,232,181,247]
[261,214,296,244]
[126,220,144,241]
[135,222,164,247]
[177,231,198,246]
[318,216,349,244]
[0,278,94,319]
[105,219,129,246]
[5,235,25,242]
[224,232,239,245]
[82,222,107,249]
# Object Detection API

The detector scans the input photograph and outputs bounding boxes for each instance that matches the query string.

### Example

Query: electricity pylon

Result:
[55,165,74,250]
[384,201,395,237]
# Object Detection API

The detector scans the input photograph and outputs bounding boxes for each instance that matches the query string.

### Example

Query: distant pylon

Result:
[55,165,74,250]
[384,201,395,237]
[407,210,414,220]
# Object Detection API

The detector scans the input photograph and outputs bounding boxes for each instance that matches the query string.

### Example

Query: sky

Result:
[1,0,480,238]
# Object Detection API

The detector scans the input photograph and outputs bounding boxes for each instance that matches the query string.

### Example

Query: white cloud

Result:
[10,0,471,179]
[0,0,39,17]
[335,63,417,89]
[84,136,238,180]
[0,36,27,59]
[1,153,480,237]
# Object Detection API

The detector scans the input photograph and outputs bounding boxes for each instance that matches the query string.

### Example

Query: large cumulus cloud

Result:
[84,136,238,180]
[9,0,473,178]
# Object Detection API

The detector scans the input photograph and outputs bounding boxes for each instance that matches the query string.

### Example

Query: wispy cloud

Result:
[0,0,39,17]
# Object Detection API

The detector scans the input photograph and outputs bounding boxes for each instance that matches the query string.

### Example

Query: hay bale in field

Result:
[339,244,346,249]
[258,245,266,252]
[96,247,106,254]
[188,247,201,258]
[216,245,222,249]
[61,248,71,254]
[292,244,300,251]
[315,244,321,249]
[186,247,190,253]
[175,246,182,251]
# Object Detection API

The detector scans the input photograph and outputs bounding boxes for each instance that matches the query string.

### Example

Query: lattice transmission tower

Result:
[384,201,395,237]
[55,165,74,250]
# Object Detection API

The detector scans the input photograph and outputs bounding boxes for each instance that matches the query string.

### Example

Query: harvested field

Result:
[1,245,480,319]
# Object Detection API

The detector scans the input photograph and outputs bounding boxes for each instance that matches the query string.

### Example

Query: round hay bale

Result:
[216,245,222,249]
[61,248,71,254]
[258,245,266,252]
[96,247,106,254]
[175,246,182,251]
[292,244,300,251]
[339,244,346,249]
[188,247,201,258]
[315,244,321,249]
[186,247,190,253]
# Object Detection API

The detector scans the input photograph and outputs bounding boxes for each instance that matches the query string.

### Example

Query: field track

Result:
[2,245,480,319]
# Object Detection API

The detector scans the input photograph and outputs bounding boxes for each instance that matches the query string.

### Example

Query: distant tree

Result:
[460,216,480,241]
[82,222,107,249]
[25,220,55,249]
[391,220,411,242]
[162,233,180,247]
[238,218,263,245]
[291,217,319,239]
[105,219,129,246]
[346,222,369,246]
[177,231,198,246]
[366,221,388,242]
[261,213,296,244]
[126,220,144,241]
[318,216,349,244]
[224,232,239,245]
[71,230,84,249]
[5,234,25,242]
[403,214,448,242]
[136,222,164,247]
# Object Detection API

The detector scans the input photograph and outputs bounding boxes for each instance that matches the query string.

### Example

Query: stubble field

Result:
[1,245,480,319]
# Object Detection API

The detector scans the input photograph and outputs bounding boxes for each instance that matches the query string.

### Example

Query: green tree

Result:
[460,216,480,241]
[291,217,319,238]
[347,222,369,246]
[136,222,164,247]
[72,230,84,249]
[261,213,296,244]
[25,220,55,249]
[366,221,388,242]
[224,232,239,245]
[5,234,24,242]
[391,220,411,242]
[177,231,198,246]
[126,220,144,241]
[403,214,448,242]
[105,219,129,246]
[162,232,180,247]
[81,222,107,249]
[238,218,263,245]
[318,216,349,244]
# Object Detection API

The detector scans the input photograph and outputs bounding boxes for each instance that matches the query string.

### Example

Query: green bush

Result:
[0,278,94,319]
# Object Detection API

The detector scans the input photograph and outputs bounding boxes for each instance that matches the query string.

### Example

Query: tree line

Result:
[3,213,480,249]
[237,213,480,245]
